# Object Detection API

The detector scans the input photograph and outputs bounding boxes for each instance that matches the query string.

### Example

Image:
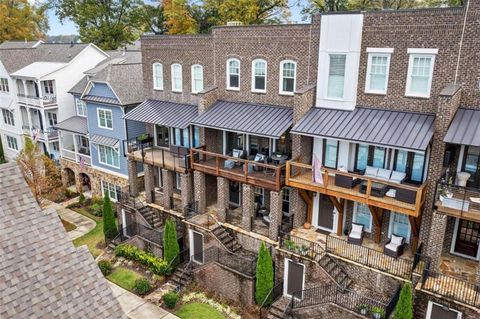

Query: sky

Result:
[47,0,307,36]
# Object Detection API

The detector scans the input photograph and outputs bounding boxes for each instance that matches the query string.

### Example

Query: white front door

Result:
[189,229,204,264]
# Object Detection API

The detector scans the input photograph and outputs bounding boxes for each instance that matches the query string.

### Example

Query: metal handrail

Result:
[259,280,284,319]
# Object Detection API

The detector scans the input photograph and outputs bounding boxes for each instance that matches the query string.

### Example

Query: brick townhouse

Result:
[117,1,480,318]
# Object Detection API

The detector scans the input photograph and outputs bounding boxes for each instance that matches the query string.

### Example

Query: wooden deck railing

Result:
[286,161,427,217]
[190,147,286,191]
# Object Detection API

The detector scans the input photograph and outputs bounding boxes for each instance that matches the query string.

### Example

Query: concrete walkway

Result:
[108,282,180,319]
[44,201,96,240]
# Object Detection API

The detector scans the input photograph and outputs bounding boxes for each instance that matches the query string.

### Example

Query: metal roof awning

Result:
[444,108,480,147]
[291,107,435,151]
[82,95,119,105]
[90,134,119,148]
[53,116,88,135]
[123,99,198,129]
[192,100,293,138]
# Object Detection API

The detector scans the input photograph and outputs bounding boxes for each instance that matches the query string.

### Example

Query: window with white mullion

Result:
[406,54,435,98]
[6,135,18,150]
[75,98,87,117]
[98,108,113,129]
[252,59,267,92]
[153,63,164,90]
[98,144,119,168]
[327,54,346,99]
[279,60,296,94]
[227,58,240,90]
[102,180,120,201]
[191,64,204,93]
[0,78,9,92]
[366,53,390,94]
[2,109,14,126]
[171,64,183,92]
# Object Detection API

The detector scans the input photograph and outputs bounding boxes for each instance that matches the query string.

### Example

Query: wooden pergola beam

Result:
[299,190,313,225]
[408,216,421,252]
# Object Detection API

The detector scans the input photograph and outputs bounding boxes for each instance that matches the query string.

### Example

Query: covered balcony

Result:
[13,68,59,107]
[54,116,91,165]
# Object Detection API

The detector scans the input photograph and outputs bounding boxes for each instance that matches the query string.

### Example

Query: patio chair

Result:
[335,174,362,189]
[248,153,267,173]
[347,223,364,245]
[384,234,406,258]
[224,148,246,169]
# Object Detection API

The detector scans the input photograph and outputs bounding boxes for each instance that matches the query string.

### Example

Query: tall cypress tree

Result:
[0,137,5,163]
[163,219,179,266]
[102,195,117,240]
[255,242,274,305]
[394,282,413,319]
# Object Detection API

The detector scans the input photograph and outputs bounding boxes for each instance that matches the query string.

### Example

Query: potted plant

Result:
[284,239,297,251]
[371,306,385,319]
[357,304,369,315]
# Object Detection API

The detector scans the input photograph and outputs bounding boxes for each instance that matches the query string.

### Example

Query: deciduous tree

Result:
[163,0,198,34]
[0,0,49,42]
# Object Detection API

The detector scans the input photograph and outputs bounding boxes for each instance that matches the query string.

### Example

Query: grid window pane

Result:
[0,78,9,92]
[253,60,266,91]
[391,212,410,239]
[192,65,203,93]
[172,64,182,91]
[327,54,346,98]
[368,55,388,92]
[228,60,240,88]
[6,136,18,150]
[2,109,14,126]
[98,145,119,167]
[409,56,432,94]
[324,139,338,169]
[281,62,295,93]
[153,63,163,89]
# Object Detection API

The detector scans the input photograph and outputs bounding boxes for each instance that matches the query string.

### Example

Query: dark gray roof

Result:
[444,108,480,147]
[0,40,42,49]
[124,99,198,129]
[292,107,435,151]
[54,116,88,135]
[0,162,125,319]
[83,95,119,105]
[69,76,89,95]
[91,134,119,148]
[192,101,293,138]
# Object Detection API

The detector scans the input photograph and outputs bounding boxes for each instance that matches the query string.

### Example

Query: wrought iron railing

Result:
[115,222,164,246]
[279,232,325,260]
[259,280,284,319]
[193,246,257,277]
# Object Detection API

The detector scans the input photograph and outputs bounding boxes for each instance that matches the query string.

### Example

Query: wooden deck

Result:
[130,147,189,173]
[434,183,480,223]
[191,148,285,191]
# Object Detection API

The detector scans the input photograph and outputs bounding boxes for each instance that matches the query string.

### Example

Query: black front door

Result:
[191,231,204,264]
[285,260,304,298]
[229,181,241,206]
[316,194,335,231]
[462,146,480,188]
[454,219,480,258]
[430,303,460,319]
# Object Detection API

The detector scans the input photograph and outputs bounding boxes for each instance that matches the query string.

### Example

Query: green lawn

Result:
[107,267,144,292]
[60,218,77,232]
[175,303,226,319]
[71,207,105,257]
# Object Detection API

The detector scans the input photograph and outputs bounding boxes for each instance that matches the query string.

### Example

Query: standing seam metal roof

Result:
[444,108,480,147]
[192,100,293,138]
[123,99,198,129]
[291,107,435,151]
[53,116,88,135]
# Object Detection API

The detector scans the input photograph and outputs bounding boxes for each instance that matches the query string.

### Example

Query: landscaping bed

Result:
[45,188,79,203]
[70,201,105,257]
[107,267,145,292]
[176,302,226,319]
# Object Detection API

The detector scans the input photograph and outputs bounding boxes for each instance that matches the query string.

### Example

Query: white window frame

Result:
[152,62,164,90]
[6,135,18,151]
[365,48,393,94]
[2,109,15,126]
[75,98,87,117]
[171,63,183,92]
[251,59,267,93]
[352,202,373,233]
[279,60,297,95]
[191,64,204,94]
[283,258,305,299]
[326,53,347,100]
[97,108,113,130]
[426,301,462,319]
[226,58,240,91]
[388,212,411,242]
[405,49,437,98]
[43,80,54,95]
[101,180,120,201]
[0,78,9,92]
[97,144,120,168]
[46,112,57,126]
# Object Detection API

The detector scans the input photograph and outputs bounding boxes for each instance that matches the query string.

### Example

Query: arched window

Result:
[191,64,204,93]
[171,63,183,92]
[152,63,163,90]
[251,59,267,93]
[279,60,296,95]
[226,58,240,90]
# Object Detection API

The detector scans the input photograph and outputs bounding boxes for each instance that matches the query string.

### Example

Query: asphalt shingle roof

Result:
[0,163,125,319]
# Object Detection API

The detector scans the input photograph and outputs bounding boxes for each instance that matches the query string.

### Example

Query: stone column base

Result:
[217,177,229,222]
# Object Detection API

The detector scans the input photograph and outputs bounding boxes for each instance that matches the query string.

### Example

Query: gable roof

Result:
[11,61,68,79]
[0,163,125,319]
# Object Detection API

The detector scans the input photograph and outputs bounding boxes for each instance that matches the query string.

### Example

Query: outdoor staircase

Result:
[266,296,291,319]
[211,225,242,253]
[315,253,353,290]
[170,262,193,291]
[138,205,162,228]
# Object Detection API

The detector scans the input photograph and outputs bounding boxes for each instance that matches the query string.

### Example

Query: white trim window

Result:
[171,63,183,92]
[101,180,121,201]
[327,54,346,99]
[365,50,392,94]
[6,135,18,151]
[153,62,164,90]
[279,60,296,95]
[405,51,436,98]
[426,301,462,319]
[226,58,240,90]
[0,78,9,92]
[2,109,15,126]
[97,108,113,129]
[389,212,411,241]
[46,112,57,126]
[75,98,87,117]
[251,59,267,93]
[352,203,372,233]
[191,64,204,94]
[43,80,54,95]
[98,144,120,168]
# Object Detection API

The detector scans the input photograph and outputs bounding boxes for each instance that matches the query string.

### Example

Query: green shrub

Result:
[255,242,274,305]
[0,138,6,164]
[64,188,72,198]
[133,278,152,295]
[90,203,103,216]
[103,195,117,240]
[92,196,103,205]
[162,291,179,309]
[163,219,180,268]
[98,260,112,276]
[79,193,86,205]
[394,283,413,319]
[115,244,169,275]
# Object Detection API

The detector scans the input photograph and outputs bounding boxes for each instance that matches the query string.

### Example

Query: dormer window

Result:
[227,58,240,90]
[171,63,183,92]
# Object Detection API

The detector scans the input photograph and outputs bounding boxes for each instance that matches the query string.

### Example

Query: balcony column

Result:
[242,184,255,231]
[216,177,229,222]
[144,163,155,203]
[269,190,283,241]
[161,168,174,209]
[291,188,307,228]
[193,171,206,214]
[426,211,448,272]
[180,173,193,214]
[127,159,139,197]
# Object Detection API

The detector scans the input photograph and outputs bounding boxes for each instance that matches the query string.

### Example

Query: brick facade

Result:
[216,177,229,222]
[269,190,283,241]
[242,184,255,231]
